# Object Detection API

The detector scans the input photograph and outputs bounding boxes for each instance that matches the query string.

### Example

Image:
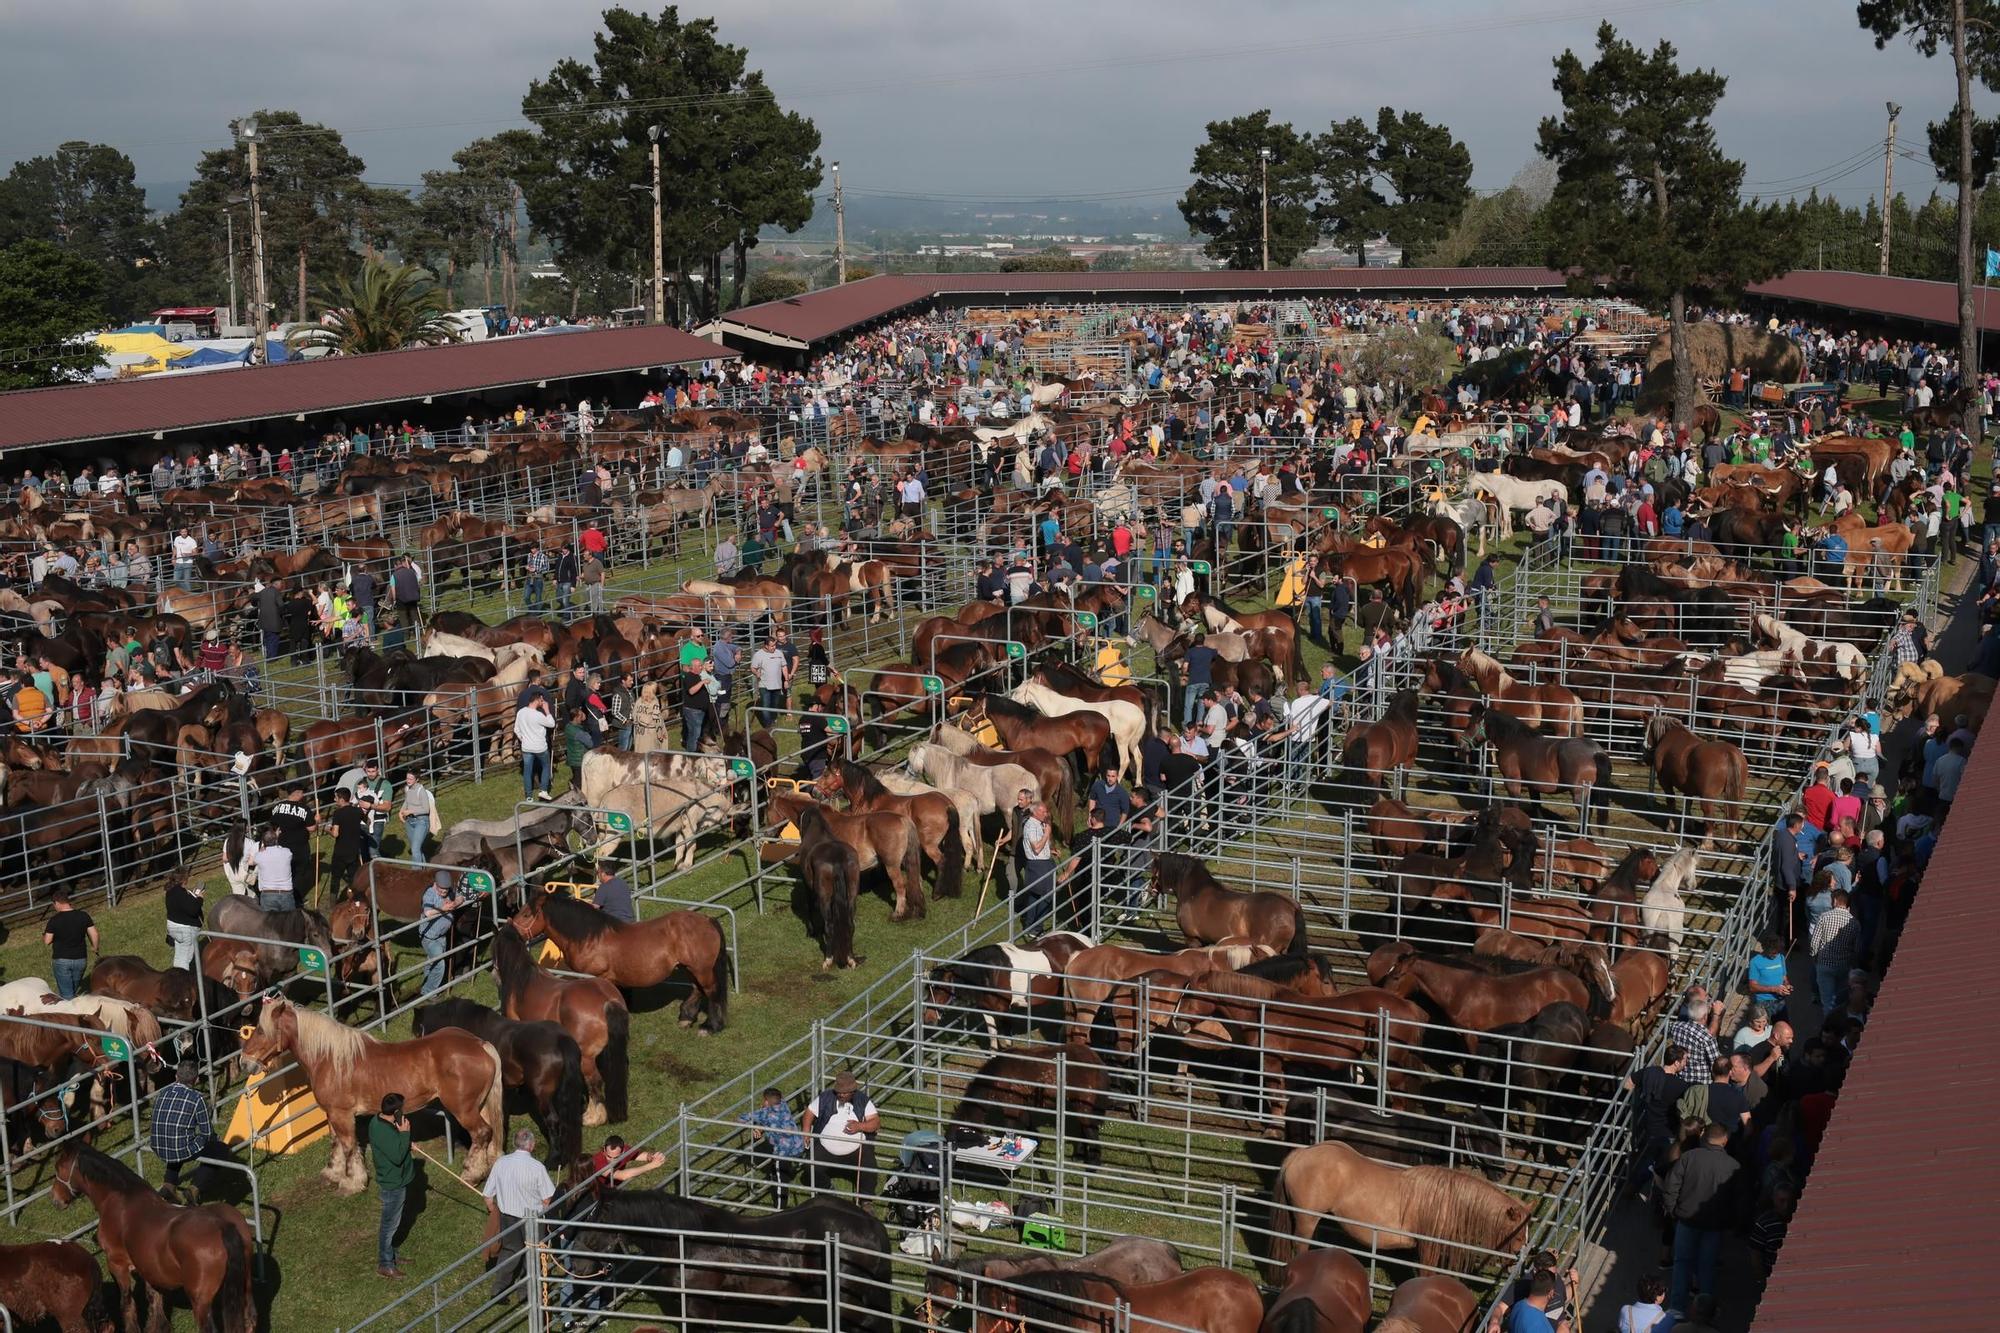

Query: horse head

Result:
[238,997,294,1071]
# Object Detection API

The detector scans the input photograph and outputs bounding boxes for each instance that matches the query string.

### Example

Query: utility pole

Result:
[832,162,846,285]
[225,209,240,332]
[1259,147,1272,273]
[647,126,665,326]
[239,120,272,364]
[1880,102,1900,276]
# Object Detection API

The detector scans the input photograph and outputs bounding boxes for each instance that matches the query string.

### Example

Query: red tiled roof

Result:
[1748,269,2000,334]
[0,324,730,452]
[714,267,1571,347]
[1751,738,2000,1329]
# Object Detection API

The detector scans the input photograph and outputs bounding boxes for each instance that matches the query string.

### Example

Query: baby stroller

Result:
[880,1129,946,1227]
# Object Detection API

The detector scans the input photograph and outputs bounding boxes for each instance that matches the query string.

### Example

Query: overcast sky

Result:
[1,0,1981,213]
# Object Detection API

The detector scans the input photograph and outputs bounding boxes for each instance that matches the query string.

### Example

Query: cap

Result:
[434,871,453,888]
[833,1070,858,1094]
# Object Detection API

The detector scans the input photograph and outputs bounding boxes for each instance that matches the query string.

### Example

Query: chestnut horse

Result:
[1263,1247,1372,1333]
[51,1143,256,1333]
[0,1239,108,1333]
[87,954,198,1022]
[511,889,730,1033]
[1268,1141,1530,1275]
[817,759,966,901]
[1377,1275,1484,1333]
[1643,714,1748,848]
[1150,852,1308,956]
[240,998,505,1192]
[1342,688,1422,787]
[975,1267,1263,1333]
[491,925,628,1124]
[764,788,926,923]
[1454,647,1584,736]
[1372,943,1590,1052]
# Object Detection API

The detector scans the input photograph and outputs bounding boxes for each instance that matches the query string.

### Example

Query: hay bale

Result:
[1641,323,1803,391]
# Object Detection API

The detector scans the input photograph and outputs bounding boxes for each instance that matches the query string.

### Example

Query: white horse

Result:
[1467,473,1568,540]
[1008,679,1144,777]
[973,411,1051,446]
[875,769,983,857]
[1029,381,1066,407]
[908,741,1039,818]
[1751,612,1867,683]
[222,820,259,896]
[592,777,738,870]
[422,630,496,662]
[1641,845,1699,958]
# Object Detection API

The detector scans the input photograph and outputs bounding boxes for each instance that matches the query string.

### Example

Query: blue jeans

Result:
[616,726,633,750]
[522,750,551,797]
[1183,684,1209,727]
[378,1185,405,1268]
[261,628,282,659]
[173,560,194,592]
[525,576,545,610]
[258,891,296,913]
[683,707,706,751]
[1304,595,1324,642]
[1019,860,1055,934]
[420,934,449,996]
[52,957,88,1000]
[758,687,785,728]
[1815,960,1846,1011]
[402,815,430,859]
[1670,1222,1722,1312]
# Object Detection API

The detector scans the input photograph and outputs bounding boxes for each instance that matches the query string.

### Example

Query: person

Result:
[1618,1274,1669,1333]
[151,1061,233,1204]
[43,887,97,999]
[323,789,368,901]
[351,759,392,861]
[482,1129,556,1301]
[400,770,439,859]
[586,1134,665,1195]
[594,863,635,925]
[1744,933,1791,1021]
[390,555,423,631]
[579,549,606,614]
[1845,717,1880,789]
[418,871,463,997]
[516,694,557,801]
[270,787,315,889]
[1748,1182,1797,1279]
[1664,993,1720,1077]
[1499,1269,1568,1333]
[1019,800,1056,933]
[1661,1121,1741,1315]
[738,1086,807,1207]
[371,1093,414,1278]
[801,1071,879,1210]
[523,544,549,611]
[1489,1250,1578,1333]
[165,876,206,972]
[1086,764,1132,834]
[751,635,788,729]
[563,705,596,792]
[1931,735,1968,820]
[1624,1043,1689,1196]
[1808,887,1858,1011]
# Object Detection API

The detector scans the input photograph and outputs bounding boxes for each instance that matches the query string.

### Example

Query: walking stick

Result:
[412,1143,485,1198]
[973,829,1011,918]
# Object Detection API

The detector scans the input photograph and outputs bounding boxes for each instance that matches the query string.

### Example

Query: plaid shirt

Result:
[150,1082,212,1163]
[1666,1018,1720,1077]
[1888,625,1920,668]
[738,1102,805,1158]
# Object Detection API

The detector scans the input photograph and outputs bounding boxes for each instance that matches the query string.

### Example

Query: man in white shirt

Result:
[252,830,294,912]
[515,696,558,801]
[482,1129,556,1301]
[171,529,199,591]
[800,1071,880,1207]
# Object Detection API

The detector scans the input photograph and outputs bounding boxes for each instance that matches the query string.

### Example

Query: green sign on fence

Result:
[1189,560,1212,575]
[1075,612,1098,630]
[1005,641,1025,660]
[604,811,634,834]
[921,675,944,695]
[727,757,755,780]
[807,712,850,735]
[1322,507,1338,520]
[100,1034,131,1062]
[297,947,327,974]
[463,869,497,895]
[1135,585,1157,601]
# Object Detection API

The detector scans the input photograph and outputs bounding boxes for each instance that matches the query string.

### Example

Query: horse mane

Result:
[491,923,535,1004]
[70,1143,148,1193]
[978,693,1037,724]
[1397,1166,1528,1270]
[1237,952,1331,987]
[538,889,617,945]
[588,1188,732,1235]
[835,761,888,802]
[267,1002,370,1079]
[1008,1267,1126,1317]
[1191,969,1296,1002]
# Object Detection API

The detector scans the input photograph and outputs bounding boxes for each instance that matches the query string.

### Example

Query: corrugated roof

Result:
[1748,269,2000,335]
[0,324,730,452]
[1752,738,2000,1329]
[716,266,1571,348]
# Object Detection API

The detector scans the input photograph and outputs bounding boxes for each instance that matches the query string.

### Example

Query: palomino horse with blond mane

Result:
[1268,1141,1530,1278]
[239,998,505,1192]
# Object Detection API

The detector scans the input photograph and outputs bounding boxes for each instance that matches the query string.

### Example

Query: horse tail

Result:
[476,1040,507,1177]
[1050,764,1076,845]
[600,1003,630,1123]
[549,1036,587,1172]
[1267,1152,1299,1275]
[216,1223,255,1333]
[937,807,967,900]
[821,851,858,967]
[1284,898,1310,958]
[704,918,731,1031]
[898,827,927,920]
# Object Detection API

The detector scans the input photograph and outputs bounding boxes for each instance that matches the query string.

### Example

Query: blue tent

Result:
[176,346,252,369]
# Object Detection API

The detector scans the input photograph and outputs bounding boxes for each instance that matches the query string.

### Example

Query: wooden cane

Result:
[973,829,1011,918]
[412,1143,485,1198]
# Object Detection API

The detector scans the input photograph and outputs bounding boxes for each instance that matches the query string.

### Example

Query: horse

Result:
[927,723,1077,840]
[1376,1275,1484,1333]
[1372,943,1591,1052]
[1179,594,1305,682]
[925,1236,1184,1312]
[1058,942,1275,1039]
[1607,938,1675,1027]
[491,925,629,1125]
[1151,852,1308,956]
[1342,688,1422,788]
[0,1239,108,1333]
[1366,796,1478,859]
[816,759,966,901]
[411,999,585,1171]
[50,1143,256,1333]
[974,1268,1263,1333]
[1267,1141,1530,1277]
[1009,680,1144,777]
[1454,647,1584,736]
[1641,846,1699,958]
[86,955,198,1023]
[793,804,861,970]
[1033,659,1155,735]
[948,1041,1113,1165]
[239,998,505,1191]
[511,888,730,1033]
[1460,704,1613,833]
[1262,1247,1372,1333]
[763,788,926,924]
[207,896,337,994]
[921,937,1093,1049]
[561,1190,893,1331]
[1643,715,1748,849]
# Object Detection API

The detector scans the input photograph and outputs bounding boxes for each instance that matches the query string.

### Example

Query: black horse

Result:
[411,999,585,1170]
[560,1191,893,1331]
[792,806,860,970]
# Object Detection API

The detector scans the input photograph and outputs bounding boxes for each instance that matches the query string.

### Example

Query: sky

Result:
[0,0,1981,218]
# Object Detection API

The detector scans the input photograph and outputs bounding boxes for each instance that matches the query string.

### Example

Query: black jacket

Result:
[1663,1143,1741,1228]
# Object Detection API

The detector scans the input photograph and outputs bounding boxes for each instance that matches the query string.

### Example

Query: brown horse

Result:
[1262,1247,1372,1333]
[859,661,938,745]
[240,998,505,1191]
[975,1267,1263,1333]
[977,694,1112,777]
[1460,704,1613,833]
[764,788,927,923]
[816,759,966,900]
[492,925,629,1125]
[1377,1275,1484,1333]
[512,889,730,1032]
[1373,944,1590,1051]
[1342,688,1422,786]
[1033,659,1155,733]
[1058,942,1275,1038]
[1268,1141,1530,1275]
[51,1142,255,1333]
[1151,852,1308,956]
[0,1010,108,1129]
[948,1041,1113,1165]
[1455,648,1583,736]
[1365,797,1477,859]
[1606,937,1675,1028]
[0,1239,107,1333]
[86,954,198,1022]
[1643,714,1748,848]
[928,722,1077,842]
[792,803,862,970]
[926,1236,1184,1310]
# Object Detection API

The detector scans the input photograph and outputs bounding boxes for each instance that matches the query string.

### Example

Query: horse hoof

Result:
[821,958,834,971]
[583,1102,607,1128]
[677,1018,694,1029]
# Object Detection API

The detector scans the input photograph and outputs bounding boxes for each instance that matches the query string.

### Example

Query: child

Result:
[738,1088,805,1207]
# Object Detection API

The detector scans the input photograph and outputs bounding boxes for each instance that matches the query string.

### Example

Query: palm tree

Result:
[285,259,464,356]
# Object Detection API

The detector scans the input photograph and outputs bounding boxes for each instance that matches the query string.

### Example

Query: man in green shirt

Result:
[371,1093,414,1277]
[1898,425,1917,455]
[678,627,710,671]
